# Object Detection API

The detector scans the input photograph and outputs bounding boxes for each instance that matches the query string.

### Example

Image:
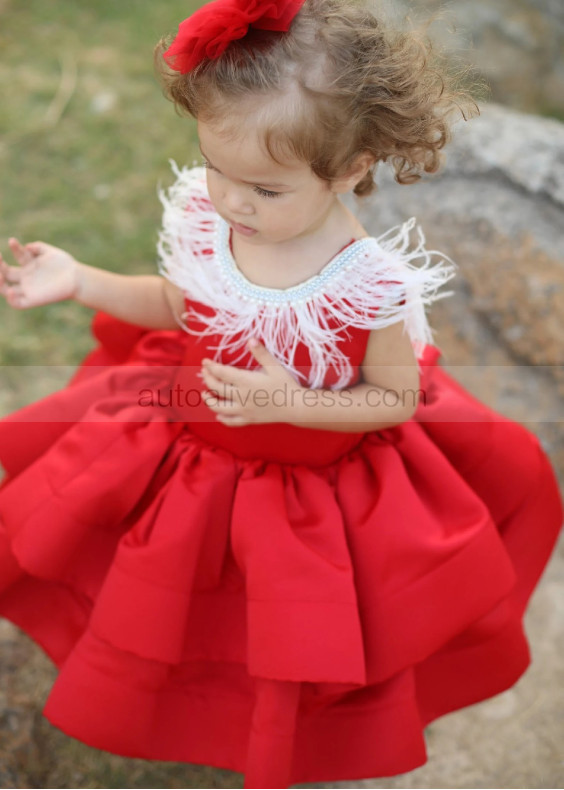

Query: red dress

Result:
[0,167,561,788]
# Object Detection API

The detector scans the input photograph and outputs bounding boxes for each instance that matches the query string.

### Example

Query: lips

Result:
[230,220,257,236]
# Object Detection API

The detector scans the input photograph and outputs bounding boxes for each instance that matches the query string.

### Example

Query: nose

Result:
[222,183,254,216]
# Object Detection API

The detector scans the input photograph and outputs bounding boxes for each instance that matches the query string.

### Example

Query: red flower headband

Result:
[164,0,307,74]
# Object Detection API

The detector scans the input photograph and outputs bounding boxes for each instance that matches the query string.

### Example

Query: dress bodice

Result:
[155,163,456,463]
[157,163,456,391]
[170,295,372,465]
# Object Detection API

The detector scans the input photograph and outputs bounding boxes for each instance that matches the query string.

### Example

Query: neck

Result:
[239,196,362,266]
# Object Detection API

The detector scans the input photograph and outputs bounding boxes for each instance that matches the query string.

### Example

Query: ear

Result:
[330,151,376,194]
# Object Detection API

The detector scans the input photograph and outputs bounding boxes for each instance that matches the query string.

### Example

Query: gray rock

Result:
[376,0,564,115]
[447,104,564,208]
[350,103,564,375]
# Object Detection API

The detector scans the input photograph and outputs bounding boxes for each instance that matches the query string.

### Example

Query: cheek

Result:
[205,173,218,205]
[266,197,301,220]
[272,200,317,231]
[262,203,296,231]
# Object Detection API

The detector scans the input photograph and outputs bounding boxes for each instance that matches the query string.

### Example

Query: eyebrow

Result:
[199,145,290,189]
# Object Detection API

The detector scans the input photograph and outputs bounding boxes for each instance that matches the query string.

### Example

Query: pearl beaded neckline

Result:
[214,216,376,305]
[157,163,455,388]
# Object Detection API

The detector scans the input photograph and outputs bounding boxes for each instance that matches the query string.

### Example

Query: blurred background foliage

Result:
[0,0,201,365]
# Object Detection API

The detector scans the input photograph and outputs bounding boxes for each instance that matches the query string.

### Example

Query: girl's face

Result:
[197,118,340,247]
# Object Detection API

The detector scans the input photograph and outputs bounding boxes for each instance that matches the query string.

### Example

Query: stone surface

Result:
[379,0,564,116]
[352,103,564,380]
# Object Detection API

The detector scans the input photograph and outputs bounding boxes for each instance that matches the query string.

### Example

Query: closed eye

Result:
[253,186,282,199]
[202,159,283,199]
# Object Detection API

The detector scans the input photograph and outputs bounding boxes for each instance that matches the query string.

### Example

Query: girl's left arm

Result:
[286,321,421,432]
[200,322,421,432]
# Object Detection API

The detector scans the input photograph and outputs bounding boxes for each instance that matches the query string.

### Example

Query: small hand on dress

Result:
[200,339,306,427]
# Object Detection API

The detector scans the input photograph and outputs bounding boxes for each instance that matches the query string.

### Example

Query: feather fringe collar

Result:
[157,162,455,389]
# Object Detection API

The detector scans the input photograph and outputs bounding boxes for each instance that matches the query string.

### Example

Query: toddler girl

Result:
[0,0,562,787]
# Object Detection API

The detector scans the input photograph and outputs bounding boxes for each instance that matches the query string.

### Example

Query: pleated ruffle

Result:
[0,321,561,786]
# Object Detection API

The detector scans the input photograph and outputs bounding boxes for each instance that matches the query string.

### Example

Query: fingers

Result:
[202,358,253,388]
[0,239,36,308]
[0,282,27,309]
[215,414,247,427]
[25,241,48,256]
[0,252,28,308]
[0,254,23,286]
[8,237,38,266]
[202,370,237,402]
[201,366,244,416]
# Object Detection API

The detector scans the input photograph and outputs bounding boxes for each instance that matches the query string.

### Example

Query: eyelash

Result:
[202,160,282,199]
[254,186,281,199]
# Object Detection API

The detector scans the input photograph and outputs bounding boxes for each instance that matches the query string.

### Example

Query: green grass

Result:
[0,0,202,365]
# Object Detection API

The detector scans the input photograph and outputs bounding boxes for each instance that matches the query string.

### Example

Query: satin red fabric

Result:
[0,311,561,787]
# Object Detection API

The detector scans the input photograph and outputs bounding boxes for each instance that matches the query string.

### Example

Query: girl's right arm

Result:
[0,237,184,330]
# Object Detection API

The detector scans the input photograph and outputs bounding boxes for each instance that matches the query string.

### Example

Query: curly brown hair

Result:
[154,0,475,197]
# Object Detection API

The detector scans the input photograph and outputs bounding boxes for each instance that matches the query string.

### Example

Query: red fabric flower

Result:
[164,0,306,73]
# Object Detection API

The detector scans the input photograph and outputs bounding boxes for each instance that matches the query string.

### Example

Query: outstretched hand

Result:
[200,338,307,427]
[0,238,79,309]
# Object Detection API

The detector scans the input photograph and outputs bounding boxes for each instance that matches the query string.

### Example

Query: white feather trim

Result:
[157,162,455,390]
